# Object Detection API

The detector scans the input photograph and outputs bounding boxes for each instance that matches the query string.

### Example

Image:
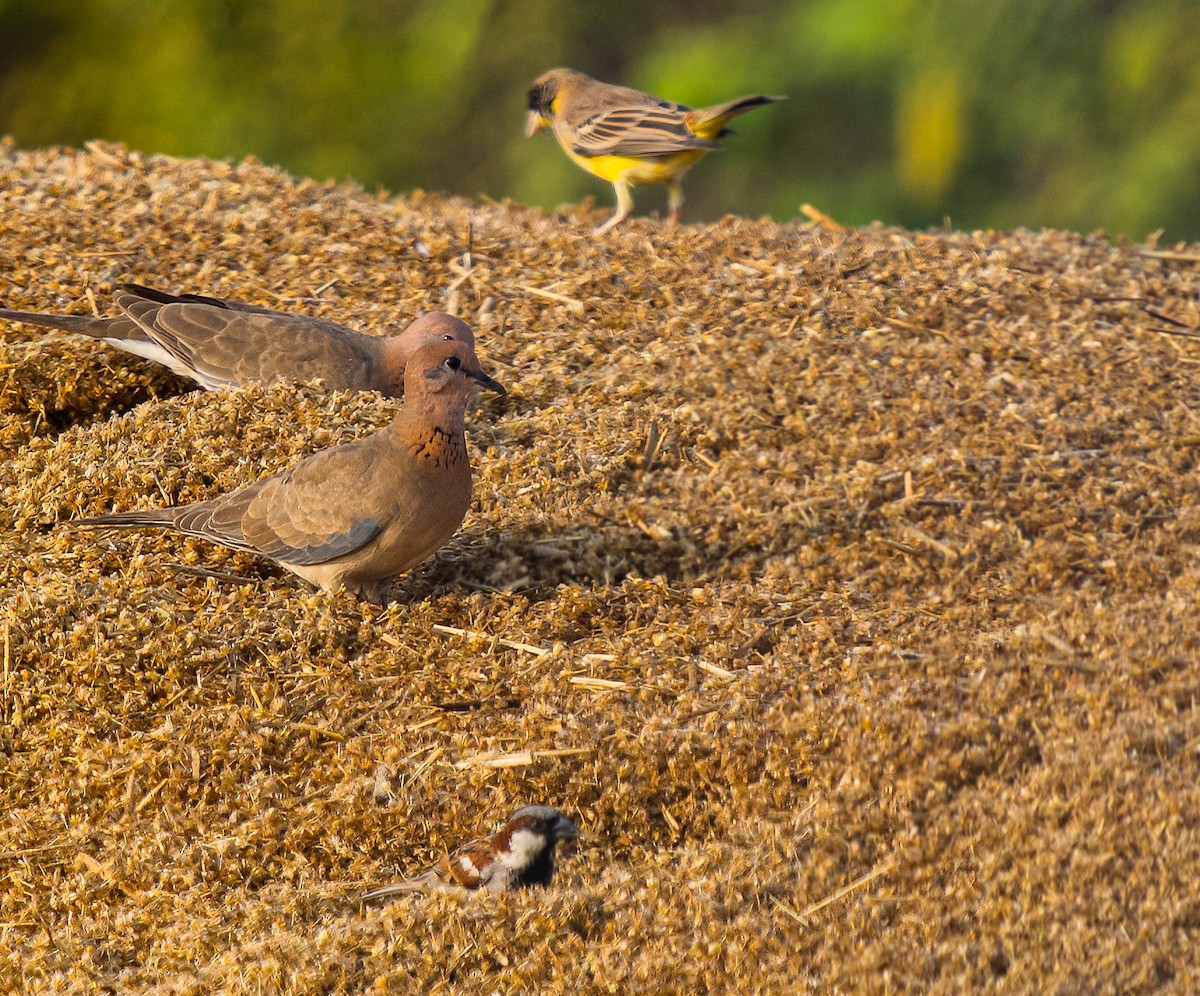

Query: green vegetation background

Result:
[1,0,1197,240]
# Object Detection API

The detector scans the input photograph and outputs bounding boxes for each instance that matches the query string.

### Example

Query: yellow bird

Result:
[525,67,786,235]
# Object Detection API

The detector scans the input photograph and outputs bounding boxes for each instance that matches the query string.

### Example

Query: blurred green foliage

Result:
[1,0,1197,239]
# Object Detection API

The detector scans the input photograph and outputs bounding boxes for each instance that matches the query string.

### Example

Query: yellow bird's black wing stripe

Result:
[571,107,722,158]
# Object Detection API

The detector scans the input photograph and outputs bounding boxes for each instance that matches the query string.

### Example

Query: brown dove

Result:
[0,282,474,397]
[75,339,505,603]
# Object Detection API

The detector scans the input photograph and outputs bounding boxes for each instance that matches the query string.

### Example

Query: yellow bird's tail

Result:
[684,94,787,140]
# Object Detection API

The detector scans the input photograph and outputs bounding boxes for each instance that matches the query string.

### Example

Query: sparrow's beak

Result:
[470,367,507,397]
[525,110,549,138]
[554,815,580,842]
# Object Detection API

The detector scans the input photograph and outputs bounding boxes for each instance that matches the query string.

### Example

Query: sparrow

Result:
[0,282,475,397]
[74,339,504,603]
[362,806,579,900]
[525,67,786,235]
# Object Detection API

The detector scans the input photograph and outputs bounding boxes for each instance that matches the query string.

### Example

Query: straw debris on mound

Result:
[1,139,1199,993]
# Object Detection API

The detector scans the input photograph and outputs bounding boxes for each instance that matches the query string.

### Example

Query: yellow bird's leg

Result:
[593,181,634,236]
[666,180,684,226]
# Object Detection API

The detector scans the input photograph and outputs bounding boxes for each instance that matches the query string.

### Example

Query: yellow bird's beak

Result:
[525,110,549,137]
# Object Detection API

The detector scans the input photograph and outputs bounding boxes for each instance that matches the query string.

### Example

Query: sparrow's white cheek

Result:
[501,827,546,869]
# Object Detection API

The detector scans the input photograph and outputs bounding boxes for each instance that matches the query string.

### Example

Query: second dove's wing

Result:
[118,295,378,391]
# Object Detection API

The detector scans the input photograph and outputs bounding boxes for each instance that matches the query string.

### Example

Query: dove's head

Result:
[405,338,505,402]
[383,311,477,397]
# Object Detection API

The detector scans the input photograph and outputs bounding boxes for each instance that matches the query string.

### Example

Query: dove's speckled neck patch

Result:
[408,425,466,469]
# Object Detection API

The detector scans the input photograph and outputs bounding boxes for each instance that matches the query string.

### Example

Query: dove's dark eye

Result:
[444,356,462,371]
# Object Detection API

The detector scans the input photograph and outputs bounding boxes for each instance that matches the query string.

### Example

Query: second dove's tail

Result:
[74,508,181,530]
[0,308,118,340]
[0,306,157,345]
